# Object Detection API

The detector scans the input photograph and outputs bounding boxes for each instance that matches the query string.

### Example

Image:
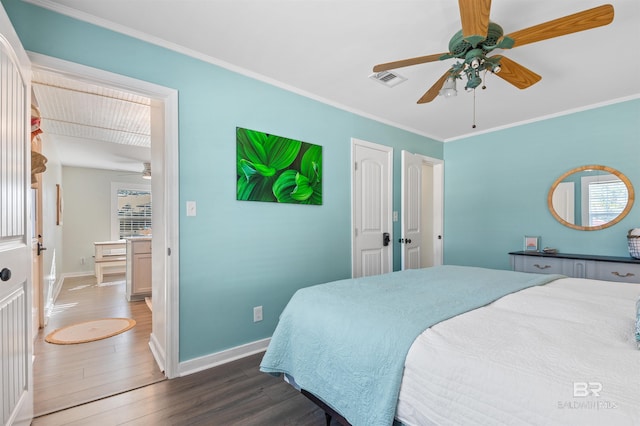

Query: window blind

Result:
[117,189,152,238]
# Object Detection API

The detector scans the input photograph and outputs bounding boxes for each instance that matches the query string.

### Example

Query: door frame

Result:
[401,151,444,268]
[351,138,393,277]
[28,52,181,378]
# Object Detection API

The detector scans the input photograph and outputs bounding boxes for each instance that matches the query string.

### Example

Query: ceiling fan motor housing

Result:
[448,22,506,57]
[447,22,510,89]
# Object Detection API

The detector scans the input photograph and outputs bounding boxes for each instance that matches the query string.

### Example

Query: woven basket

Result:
[628,229,640,259]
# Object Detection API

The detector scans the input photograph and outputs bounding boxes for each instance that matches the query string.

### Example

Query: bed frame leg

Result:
[301,389,351,426]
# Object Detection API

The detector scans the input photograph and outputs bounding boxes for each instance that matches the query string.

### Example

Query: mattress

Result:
[396,277,640,425]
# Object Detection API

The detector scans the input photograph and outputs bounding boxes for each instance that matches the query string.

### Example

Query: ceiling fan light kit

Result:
[439,77,458,98]
[372,2,615,112]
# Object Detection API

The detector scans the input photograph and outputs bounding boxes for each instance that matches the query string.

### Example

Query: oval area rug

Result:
[45,318,136,345]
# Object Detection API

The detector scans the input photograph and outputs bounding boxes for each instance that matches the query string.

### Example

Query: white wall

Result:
[61,166,150,274]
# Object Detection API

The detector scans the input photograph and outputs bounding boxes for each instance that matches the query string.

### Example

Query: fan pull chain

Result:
[472,89,477,129]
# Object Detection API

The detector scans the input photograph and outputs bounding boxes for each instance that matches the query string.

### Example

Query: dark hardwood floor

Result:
[32,352,333,425]
[33,274,333,425]
[33,273,166,417]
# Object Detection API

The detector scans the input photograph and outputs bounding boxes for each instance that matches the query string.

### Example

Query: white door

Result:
[352,139,392,278]
[0,4,34,425]
[401,151,422,269]
[401,151,444,270]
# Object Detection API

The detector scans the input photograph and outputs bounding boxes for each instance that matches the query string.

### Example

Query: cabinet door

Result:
[133,253,152,295]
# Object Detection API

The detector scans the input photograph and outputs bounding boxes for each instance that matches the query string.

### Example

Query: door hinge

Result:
[354,161,358,171]
[167,247,172,256]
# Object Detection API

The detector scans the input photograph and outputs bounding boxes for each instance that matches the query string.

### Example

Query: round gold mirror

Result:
[548,165,634,231]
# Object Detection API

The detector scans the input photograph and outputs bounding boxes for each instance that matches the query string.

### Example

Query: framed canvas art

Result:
[236,127,322,205]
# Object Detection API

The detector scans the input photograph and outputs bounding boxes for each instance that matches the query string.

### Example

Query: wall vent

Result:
[369,71,407,87]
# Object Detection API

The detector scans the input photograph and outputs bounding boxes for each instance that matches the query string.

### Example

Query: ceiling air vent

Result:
[369,71,407,87]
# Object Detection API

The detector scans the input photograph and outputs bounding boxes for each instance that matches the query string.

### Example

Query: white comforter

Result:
[396,277,640,426]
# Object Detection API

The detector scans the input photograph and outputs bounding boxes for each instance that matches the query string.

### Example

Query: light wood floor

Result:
[34,274,166,417]
[33,274,333,425]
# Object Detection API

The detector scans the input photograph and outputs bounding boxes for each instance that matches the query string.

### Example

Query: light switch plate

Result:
[186,201,197,216]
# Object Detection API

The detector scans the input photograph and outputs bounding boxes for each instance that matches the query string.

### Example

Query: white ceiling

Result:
[29,0,640,161]
[32,69,152,173]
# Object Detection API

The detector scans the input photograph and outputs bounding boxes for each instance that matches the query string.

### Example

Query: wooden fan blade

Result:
[492,55,541,89]
[458,0,492,45]
[417,71,451,104]
[372,53,448,73]
[506,4,614,48]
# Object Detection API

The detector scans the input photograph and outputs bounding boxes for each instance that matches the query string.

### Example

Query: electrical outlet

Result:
[253,306,263,322]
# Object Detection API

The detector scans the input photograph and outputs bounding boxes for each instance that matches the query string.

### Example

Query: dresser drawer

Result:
[519,256,565,275]
[591,262,640,284]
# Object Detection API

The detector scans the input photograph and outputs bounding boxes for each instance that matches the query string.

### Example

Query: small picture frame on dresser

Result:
[524,236,540,252]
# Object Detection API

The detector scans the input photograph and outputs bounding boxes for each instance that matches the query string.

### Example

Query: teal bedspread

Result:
[260,265,563,425]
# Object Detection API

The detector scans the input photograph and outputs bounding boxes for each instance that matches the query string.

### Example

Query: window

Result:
[111,183,151,240]
[581,174,627,227]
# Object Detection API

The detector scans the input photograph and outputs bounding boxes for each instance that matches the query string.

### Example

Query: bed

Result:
[260,265,640,425]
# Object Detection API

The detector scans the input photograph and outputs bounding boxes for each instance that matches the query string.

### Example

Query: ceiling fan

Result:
[118,162,151,179]
[372,1,614,104]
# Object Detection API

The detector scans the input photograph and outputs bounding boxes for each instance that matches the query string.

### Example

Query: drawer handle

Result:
[533,264,551,270]
[611,272,635,278]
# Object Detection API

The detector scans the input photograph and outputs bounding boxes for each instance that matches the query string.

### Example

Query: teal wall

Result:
[3,0,442,360]
[443,99,640,270]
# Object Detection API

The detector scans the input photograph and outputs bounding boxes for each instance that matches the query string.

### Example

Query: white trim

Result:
[178,338,271,377]
[443,94,640,143]
[27,52,180,379]
[57,271,93,278]
[148,333,166,373]
[161,87,180,379]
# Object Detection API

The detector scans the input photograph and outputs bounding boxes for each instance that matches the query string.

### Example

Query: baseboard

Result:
[61,271,95,278]
[148,332,166,374]
[178,338,270,377]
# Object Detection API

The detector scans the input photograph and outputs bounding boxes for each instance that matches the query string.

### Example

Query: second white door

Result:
[401,150,443,270]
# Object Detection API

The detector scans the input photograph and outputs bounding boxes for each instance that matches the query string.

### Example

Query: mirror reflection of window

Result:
[581,173,627,227]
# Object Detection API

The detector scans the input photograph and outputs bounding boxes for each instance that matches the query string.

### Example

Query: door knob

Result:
[37,242,47,256]
[0,268,11,282]
[382,232,390,247]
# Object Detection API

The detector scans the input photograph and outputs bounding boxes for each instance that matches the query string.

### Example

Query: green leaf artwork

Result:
[236,127,322,205]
